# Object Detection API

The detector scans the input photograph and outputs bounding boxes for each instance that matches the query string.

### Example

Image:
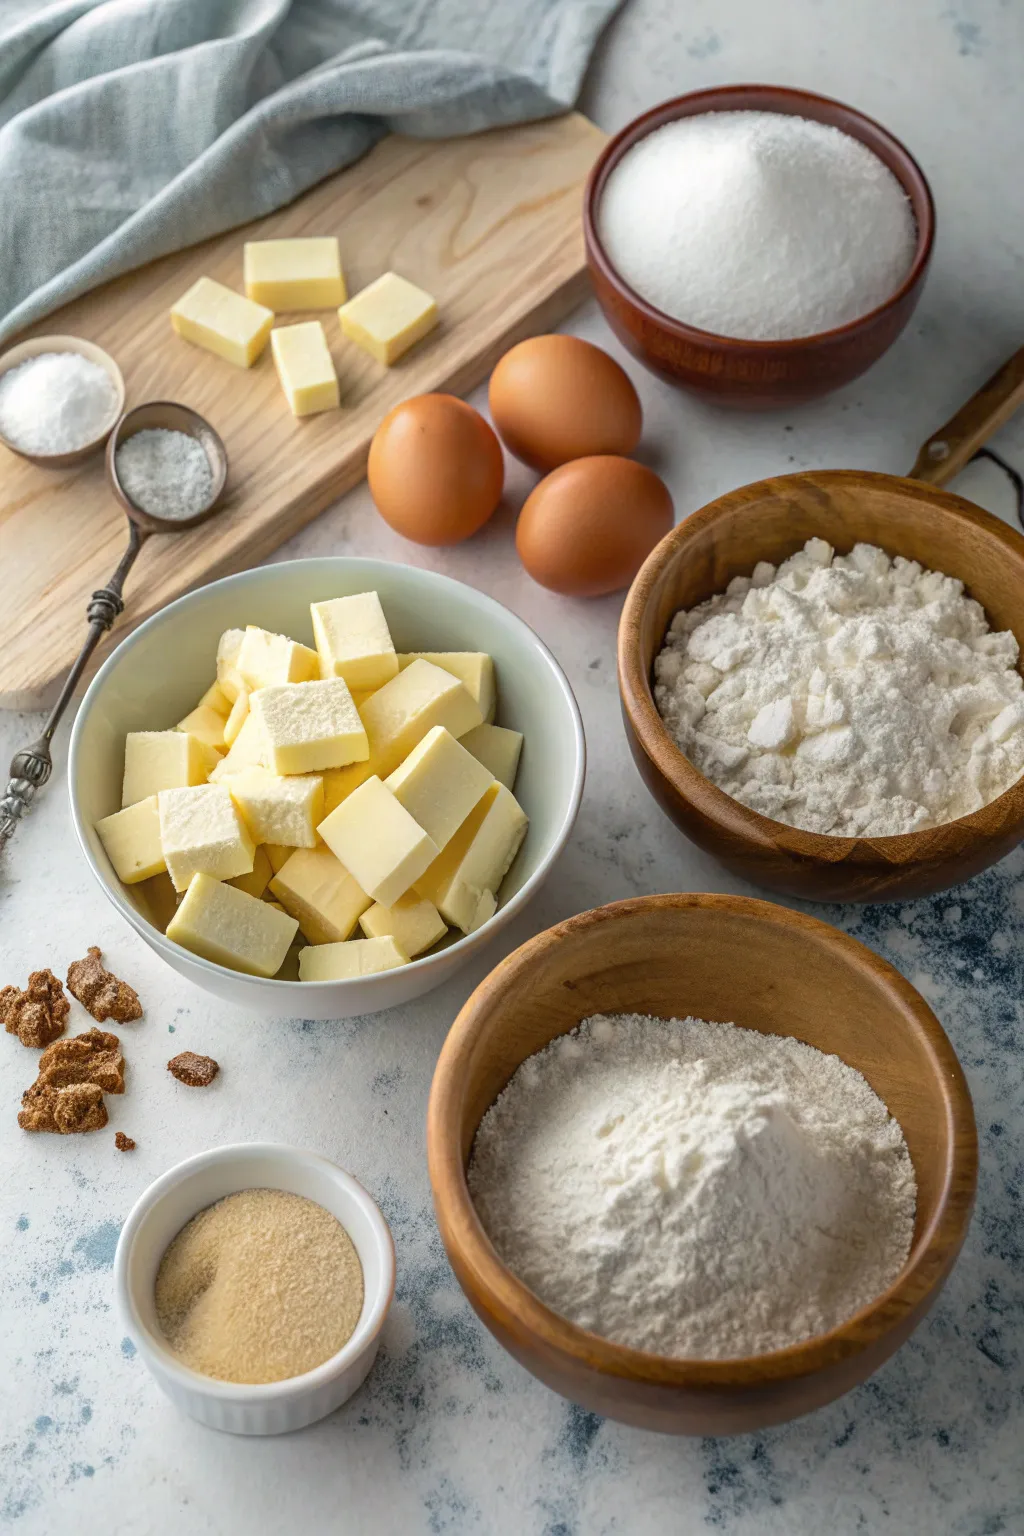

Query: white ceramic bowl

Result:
[70,558,586,1017]
[114,1142,395,1435]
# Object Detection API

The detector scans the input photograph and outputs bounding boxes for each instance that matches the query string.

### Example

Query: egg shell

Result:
[368,393,504,546]
[489,335,643,472]
[516,455,673,597]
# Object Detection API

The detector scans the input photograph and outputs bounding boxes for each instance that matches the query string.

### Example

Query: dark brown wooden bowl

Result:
[618,469,1024,902]
[583,85,935,408]
[427,893,977,1435]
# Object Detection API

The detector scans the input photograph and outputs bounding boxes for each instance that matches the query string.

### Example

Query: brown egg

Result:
[516,456,673,597]
[368,393,504,546]
[489,335,642,472]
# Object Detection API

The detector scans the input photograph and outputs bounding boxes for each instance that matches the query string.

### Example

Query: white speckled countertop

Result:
[3,2,1024,1531]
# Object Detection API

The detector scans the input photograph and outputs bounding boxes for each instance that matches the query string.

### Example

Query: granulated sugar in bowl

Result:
[597,109,916,340]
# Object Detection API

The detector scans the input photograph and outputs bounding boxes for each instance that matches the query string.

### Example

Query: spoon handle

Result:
[908,345,1024,486]
[0,524,145,855]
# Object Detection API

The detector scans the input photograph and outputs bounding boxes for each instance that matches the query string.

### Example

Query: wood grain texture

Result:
[618,469,1024,902]
[426,893,977,1435]
[583,85,934,408]
[0,113,605,710]
[908,344,1024,485]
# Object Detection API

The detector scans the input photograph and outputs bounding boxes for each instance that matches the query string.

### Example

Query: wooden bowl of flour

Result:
[618,468,1024,902]
[427,893,977,1436]
[583,84,935,407]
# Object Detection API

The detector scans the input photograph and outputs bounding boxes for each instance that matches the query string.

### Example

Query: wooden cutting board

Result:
[0,112,605,710]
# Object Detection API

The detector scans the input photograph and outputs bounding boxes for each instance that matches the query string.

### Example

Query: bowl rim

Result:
[113,1141,396,1403]
[583,83,936,351]
[427,891,978,1389]
[0,333,126,466]
[68,555,586,993]
[618,467,1024,858]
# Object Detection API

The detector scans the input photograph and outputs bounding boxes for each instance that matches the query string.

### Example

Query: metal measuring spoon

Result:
[0,402,228,855]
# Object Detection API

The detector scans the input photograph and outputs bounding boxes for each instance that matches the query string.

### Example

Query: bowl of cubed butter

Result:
[69,559,585,1018]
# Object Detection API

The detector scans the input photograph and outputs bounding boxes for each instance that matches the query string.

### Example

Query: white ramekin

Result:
[114,1143,395,1435]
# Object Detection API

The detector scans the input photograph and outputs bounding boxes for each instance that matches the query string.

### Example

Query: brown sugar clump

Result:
[114,1131,136,1151]
[168,1051,219,1087]
[1,970,70,1048]
[36,1028,125,1094]
[66,947,142,1024]
[19,1081,107,1134]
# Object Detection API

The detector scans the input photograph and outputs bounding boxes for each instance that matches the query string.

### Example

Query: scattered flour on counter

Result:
[654,539,1024,836]
[468,1013,916,1360]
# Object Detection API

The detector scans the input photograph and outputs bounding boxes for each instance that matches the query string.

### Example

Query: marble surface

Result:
[3,1,1024,1531]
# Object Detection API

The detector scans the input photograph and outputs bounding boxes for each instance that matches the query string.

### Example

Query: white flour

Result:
[597,111,916,340]
[468,1013,916,1360]
[655,539,1024,836]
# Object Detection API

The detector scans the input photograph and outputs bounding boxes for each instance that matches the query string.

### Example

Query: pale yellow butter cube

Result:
[137,871,181,932]
[271,321,340,417]
[384,726,492,849]
[199,680,232,717]
[269,846,371,945]
[122,731,219,808]
[228,766,323,848]
[397,653,496,722]
[208,711,267,782]
[222,686,250,748]
[251,678,368,775]
[318,775,438,907]
[458,723,523,790]
[298,935,408,982]
[359,892,446,957]
[96,795,166,885]
[175,703,227,754]
[360,659,483,780]
[311,592,398,691]
[228,843,274,899]
[168,873,298,977]
[416,782,527,932]
[170,276,273,367]
[264,843,295,874]
[321,759,375,816]
[337,272,438,366]
[236,626,319,692]
[217,629,247,702]
[244,237,346,310]
[158,784,256,892]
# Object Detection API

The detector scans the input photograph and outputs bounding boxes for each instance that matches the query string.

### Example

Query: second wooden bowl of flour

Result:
[427,894,977,1435]
[618,469,1024,902]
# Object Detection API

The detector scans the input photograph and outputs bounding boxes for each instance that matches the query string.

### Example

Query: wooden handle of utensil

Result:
[908,345,1024,486]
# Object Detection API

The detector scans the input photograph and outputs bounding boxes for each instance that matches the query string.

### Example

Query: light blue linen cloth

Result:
[0,0,619,345]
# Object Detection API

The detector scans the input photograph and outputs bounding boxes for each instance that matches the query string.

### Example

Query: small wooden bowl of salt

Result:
[427,892,977,1436]
[0,334,125,467]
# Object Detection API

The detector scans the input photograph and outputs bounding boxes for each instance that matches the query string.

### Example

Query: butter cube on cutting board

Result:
[397,653,496,723]
[175,704,227,754]
[416,782,527,932]
[311,592,398,691]
[360,659,483,779]
[251,677,368,774]
[337,272,438,366]
[385,726,492,849]
[227,767,324,848]
[359,892,446,957]
[158,784,256,891]
[269,846,371,944]
[228,844,274,899]
[318,775,439,907]
[271,322,340,417]
[122,731,219,808]
[458,723,523,790]
[298,935,408,982]
[208,711,266,782]
[170,276,273,368]
[236,626,319,691]
[96,796,166,885]
[244,237,346,309]
[168,874,298,977]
